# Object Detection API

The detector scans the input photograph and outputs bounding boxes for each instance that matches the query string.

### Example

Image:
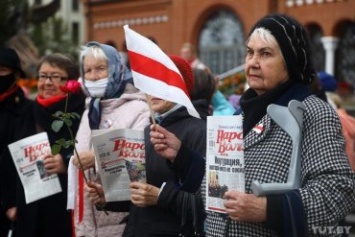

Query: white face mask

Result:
[84,78,109,98]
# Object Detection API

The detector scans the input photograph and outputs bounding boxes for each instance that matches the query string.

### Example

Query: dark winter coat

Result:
[206,83,355,236]
[0,88,36,237]
[1,90,85,237]
[123,106,206,237]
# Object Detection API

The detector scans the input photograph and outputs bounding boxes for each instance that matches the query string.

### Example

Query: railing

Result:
[217,64,245,96]
[285,0,346,7]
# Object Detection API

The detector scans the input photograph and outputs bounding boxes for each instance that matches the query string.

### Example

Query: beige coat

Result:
[73,85,150,237]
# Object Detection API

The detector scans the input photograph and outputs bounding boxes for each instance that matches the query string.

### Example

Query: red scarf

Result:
[36,94,67,108]
[0,84,19,102]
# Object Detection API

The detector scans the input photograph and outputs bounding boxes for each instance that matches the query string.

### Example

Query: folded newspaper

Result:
[91,128,146,202]
[8,132,62,204]
[206,116,245,213]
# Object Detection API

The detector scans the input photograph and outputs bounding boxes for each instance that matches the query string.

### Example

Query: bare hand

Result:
[224,190,266,222]
[43,154,66,174]
[72,151,95,170]
[150,124,181,162]
[130,181,159,207]
[84,181,106,205]
[6,207,17,221]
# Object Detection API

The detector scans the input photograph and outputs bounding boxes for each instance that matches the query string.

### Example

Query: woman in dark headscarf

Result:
[148,14,355,236]
[206,13,355,237]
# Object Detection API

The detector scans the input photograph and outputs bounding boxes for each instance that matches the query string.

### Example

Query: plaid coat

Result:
[205,95,355,237]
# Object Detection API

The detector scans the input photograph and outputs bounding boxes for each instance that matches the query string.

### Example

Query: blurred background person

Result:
[317,71,338,110]
[180,42,207,70]
[228,94,242,112]
[191,67,219,117]
[211,89,236,115]
[0,46,34,237]
[330,93,355,171]
[181,42,235,116]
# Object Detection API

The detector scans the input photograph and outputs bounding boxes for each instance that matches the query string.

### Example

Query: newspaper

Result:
[91,128,145,202]
[8,132,62,204]
[206,116,245,213]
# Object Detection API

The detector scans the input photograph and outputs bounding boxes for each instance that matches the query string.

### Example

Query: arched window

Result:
[335,21,355,86]
[306,24,325,72]
[199,9,245,75]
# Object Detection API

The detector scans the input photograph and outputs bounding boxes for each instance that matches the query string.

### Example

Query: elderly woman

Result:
[213,14,355,236]
[70,41,150,237]
[150,14,355,236]
[85,56,207,236]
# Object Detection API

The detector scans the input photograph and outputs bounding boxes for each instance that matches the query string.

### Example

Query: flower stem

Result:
[64,93,108,215]
[67,123,108,215]
[64,93,68,114]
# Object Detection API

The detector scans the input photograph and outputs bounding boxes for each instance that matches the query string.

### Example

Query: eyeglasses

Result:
[37,75,68,82]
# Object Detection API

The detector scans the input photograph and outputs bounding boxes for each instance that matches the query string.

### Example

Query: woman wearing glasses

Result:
[2,53,86,237]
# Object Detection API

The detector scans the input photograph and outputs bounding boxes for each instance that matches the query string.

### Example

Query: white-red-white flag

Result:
[123,25,200,119]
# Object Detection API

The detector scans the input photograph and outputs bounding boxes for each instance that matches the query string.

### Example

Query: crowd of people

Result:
[1,12,355,237]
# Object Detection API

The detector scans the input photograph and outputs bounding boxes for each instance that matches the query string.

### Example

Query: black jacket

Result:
[0,88,36,236]
[0,88,36,210]
[1,90,85,237]
[123,106,206,237]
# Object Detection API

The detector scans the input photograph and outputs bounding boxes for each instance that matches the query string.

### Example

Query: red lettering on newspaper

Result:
[24,142,50,162]
[113,139,145,159]
[216,130,243,143]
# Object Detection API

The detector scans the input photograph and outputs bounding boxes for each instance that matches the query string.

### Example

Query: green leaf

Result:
[55,138,67,146]
[63,140,72,149]
[52,120,64,132]
[63,141,70,149]
[64,118,72,127]
[52,144,62,155]
[71,112,81,119]
[62,113,71,119]
[54,111,64,117]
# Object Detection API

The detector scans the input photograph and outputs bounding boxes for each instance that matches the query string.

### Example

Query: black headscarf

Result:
[249,14,316,85]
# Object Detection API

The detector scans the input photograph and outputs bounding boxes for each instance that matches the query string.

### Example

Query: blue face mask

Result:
[0,73,16,94]
[84,78,109,98]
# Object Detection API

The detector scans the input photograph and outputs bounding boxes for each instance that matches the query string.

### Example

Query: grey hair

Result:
[80,45,108,63]
[247,27,285,63]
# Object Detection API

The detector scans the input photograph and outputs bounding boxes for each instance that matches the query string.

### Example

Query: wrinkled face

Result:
[245,32,289,95]
[83,54,108,81]
[147,95,176,114]
[37,62,67,99]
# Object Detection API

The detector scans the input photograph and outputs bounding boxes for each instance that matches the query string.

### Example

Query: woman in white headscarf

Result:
[70,41,150,237]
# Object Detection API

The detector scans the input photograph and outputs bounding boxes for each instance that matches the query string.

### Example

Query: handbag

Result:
[179,192,205,237]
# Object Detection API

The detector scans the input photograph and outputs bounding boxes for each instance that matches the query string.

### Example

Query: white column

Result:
[320,36,339,75]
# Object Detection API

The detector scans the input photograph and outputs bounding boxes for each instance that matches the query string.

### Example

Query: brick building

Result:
[82,0,355,85]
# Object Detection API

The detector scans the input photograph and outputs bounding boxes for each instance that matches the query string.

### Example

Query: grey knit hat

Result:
[249,14,315,85]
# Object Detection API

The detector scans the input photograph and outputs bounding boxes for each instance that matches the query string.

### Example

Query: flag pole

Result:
[145,94,157,128]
